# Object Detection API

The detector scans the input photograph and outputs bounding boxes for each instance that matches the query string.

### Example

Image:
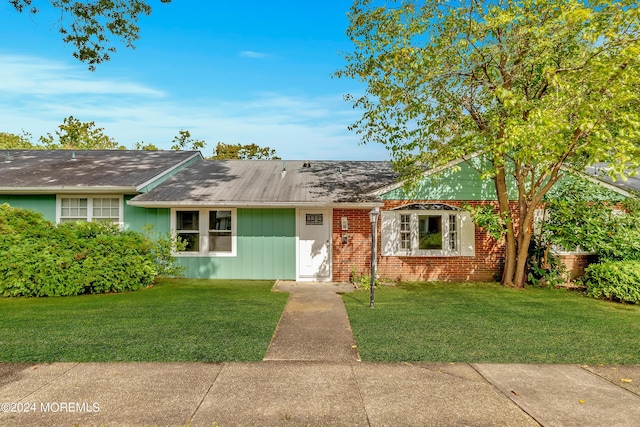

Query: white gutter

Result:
[126,200,383,209]
[0,186,137,194]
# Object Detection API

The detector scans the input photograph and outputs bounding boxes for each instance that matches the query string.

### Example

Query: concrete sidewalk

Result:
[1,361,639,426]
[1,281,640,426]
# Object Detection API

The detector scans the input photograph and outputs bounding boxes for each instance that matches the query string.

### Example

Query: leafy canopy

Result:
[339,0,640,179]
[209,142,280,160]
[9,0,172,70]
[170,129,206,151]
[39,115,124,149]
[0,131,37,149]
[339,0,640,287]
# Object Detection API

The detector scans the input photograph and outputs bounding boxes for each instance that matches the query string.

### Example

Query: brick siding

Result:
[332,201,506,282]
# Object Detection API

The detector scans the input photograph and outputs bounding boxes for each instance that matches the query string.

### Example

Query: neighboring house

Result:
[0,150,202,227]
[1,150,633,282]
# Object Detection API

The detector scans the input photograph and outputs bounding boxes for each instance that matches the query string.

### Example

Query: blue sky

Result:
[0,1,389,160]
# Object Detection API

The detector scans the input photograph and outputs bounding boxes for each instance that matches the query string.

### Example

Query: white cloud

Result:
[238,50,268,59]
[0,53,388,160]
[0,53,165,97]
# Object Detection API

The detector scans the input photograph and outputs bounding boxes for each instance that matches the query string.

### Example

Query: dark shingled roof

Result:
[0,150,201,190]
[130,160,399,206]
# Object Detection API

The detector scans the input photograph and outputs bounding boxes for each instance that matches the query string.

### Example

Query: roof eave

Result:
[0,186,138,194]
[134,151,203,191]
[126,200,383,209]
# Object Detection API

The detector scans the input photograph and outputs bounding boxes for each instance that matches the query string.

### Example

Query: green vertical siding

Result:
[0,195,56,222]
[123,195,170,233]
[178,208,296,280]
[382,156,517,200]
[381,156,626,202]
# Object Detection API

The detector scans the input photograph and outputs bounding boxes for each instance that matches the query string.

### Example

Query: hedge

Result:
[582,261,640,304]
[0,204,157,297]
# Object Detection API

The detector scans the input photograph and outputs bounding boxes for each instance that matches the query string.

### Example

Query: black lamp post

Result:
[369,207,380,308]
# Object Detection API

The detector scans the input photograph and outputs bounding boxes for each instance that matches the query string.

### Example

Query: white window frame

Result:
[56,195,123,225]
[381,209,475,257]
[171,208,237,257]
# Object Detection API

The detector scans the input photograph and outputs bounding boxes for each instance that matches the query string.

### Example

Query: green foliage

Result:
[464,203,509,241]
[39,116,124,150]
[582,261,640,304]
[526,238,569,288]
[532,177,640,293]
[350,266,380,290]
[209,142,280,160]
[539,178,640,262]
[170,129,206,151]
[134,141,160,150]
[141,225,186,277]
[339,0,640,287]
[0,204,157,297]
[0,131,38,149]
[9,0,172,70]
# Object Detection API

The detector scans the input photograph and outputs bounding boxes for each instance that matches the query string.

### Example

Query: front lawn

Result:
[344,282,640,363]
[0,279,288,362]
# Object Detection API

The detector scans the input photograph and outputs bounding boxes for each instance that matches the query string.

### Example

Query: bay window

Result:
[381,206,475,257]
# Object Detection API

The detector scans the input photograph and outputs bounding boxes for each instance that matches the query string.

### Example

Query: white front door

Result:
[298,209,332,281]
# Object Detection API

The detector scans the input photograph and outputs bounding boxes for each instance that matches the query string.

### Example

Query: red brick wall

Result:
[332,201,506,282]
[332,209,373,282]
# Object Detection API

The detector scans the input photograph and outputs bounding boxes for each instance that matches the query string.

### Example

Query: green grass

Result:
[0,279,288,362]
[344,282,640,364]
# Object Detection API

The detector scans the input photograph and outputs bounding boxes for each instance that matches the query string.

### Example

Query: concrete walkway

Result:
[1,281,640,426]
[263,281,360,362]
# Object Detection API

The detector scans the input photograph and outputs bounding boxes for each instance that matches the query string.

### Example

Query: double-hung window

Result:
[176,211,200,252]
[208,210,232,252]
[381,206,475,257]
[173,208,236,256]
[57,196,122,224]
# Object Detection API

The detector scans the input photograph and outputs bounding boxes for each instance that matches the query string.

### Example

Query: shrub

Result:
[582,261,640,304]
[141,225,186,277]
[526,239,569,288]
[0,204,157,297]
[350,267,381,290]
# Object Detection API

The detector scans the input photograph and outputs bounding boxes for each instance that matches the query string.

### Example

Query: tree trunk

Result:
[514,229,532,288]
[494,166,516,287]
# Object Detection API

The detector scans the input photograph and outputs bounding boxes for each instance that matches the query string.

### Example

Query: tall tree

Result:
[9,0,171,70]
[210,142,280,160]
[338,0,640,287]
[40,115,123,149]
[170,129,206,151]
[0,131,38,149]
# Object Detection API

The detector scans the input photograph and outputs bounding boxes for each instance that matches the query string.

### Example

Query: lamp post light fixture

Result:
[369,207,380,308]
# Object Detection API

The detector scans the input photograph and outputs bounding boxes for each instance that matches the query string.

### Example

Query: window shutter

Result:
[381,211,399,256]
[459,212,475,256]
